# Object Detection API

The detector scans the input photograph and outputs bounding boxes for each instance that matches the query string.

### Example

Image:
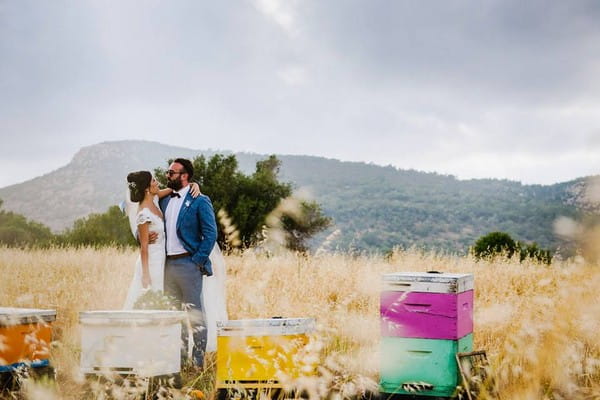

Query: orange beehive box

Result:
[0,307,56,372]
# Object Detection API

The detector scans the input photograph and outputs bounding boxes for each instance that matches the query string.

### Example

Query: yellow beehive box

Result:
[216,318,316,389]
[0,307,56,372]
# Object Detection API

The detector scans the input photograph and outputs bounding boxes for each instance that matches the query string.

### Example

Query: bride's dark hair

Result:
[127,171,152,202]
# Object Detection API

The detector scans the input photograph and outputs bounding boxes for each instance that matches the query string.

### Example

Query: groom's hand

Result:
[148,231,158,244]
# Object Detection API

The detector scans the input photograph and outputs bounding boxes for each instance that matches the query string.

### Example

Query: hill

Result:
[0,140,594,253]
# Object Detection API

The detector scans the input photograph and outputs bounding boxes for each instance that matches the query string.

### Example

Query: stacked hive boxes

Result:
[379,272,474,398]
[216,318,315,398]
[0,307,56,375]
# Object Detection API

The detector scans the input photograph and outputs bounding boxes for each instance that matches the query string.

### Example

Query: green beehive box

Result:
[380,333,473,397]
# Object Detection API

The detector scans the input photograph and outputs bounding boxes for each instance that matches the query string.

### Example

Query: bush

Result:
[472,231,518,259]
[518,241,553,264]
[472,231,553,264]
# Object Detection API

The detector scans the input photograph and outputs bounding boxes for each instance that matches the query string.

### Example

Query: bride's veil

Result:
[123,189,139,239]
[204,243,228,352]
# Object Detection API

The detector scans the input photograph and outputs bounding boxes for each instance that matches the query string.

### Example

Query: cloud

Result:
[253,0,297,35]
[303,0,600,104]
[1,0,599,187]
[278,65,308,86]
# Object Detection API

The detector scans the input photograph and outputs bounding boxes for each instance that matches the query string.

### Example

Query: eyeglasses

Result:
[166,170,185,177]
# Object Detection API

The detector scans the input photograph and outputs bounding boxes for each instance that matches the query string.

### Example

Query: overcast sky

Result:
[1,0,599,187]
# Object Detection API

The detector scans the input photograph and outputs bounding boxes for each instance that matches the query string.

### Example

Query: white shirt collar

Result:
[174,185,190,198]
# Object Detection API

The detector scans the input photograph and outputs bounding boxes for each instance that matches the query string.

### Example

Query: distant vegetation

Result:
[0,140,593,255]
[0,199,134,248]
[0,154,331,252]
[0,199,54,246]
[472,231,553,264]
[59,206,137,248]
[281,159,582,254]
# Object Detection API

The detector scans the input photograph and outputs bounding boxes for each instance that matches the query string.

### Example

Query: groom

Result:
[159,157,217,368]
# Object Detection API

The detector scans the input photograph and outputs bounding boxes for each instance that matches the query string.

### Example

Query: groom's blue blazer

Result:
[159,192,218,276]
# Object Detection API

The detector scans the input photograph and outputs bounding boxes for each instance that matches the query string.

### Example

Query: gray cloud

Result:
[1,0,599,187]
[306,1,600,100]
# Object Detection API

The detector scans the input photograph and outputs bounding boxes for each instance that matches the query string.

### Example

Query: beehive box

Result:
[0,307,56,372]
[79,310,186,377]
[381,272,474,340]
[380,334,473,397]
[382,272,474,294]
[216,318,315,389]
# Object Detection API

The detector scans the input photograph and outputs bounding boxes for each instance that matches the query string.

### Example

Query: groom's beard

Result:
[167,177,183,191]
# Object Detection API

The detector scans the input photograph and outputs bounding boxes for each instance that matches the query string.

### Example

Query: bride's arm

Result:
[138,223,152,289]
[157,188,173,199]
[157,182,202,199]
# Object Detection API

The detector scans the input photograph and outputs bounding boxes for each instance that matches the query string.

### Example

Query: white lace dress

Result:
[123,208,166,309]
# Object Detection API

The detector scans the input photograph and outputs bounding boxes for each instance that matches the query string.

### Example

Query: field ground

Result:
[1,246,600,399]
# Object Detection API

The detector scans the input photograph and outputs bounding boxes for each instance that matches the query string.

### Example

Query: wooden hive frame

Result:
[456,350,493,400]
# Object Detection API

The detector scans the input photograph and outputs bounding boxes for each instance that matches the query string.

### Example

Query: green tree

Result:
[0,199,55,247]
[155,154,331,250]
[59,205,137,247]
[472,231,518,259]
[282,201,332,252]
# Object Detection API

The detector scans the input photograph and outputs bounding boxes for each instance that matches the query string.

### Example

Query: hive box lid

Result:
[382,272,474,293]
[217,318,316,336]
[0,307,57,325]
[79,310,186,326]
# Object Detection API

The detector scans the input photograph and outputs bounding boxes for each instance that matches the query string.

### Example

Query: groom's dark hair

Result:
[174,158,194,180]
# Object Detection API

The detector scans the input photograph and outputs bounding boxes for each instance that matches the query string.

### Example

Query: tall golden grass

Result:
[1,246,600,399]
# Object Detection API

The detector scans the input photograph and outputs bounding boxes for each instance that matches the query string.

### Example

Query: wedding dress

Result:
[122,207,166,309]
[122,194,228,352]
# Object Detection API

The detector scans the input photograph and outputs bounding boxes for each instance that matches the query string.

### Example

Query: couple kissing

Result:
[123,158,227,369]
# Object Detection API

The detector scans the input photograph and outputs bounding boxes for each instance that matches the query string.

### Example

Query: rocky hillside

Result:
[0,140,596,253]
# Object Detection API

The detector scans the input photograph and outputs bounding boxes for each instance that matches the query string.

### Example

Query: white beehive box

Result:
[79,310,186,377]
[0,307,57,325]
[382,271,474,293]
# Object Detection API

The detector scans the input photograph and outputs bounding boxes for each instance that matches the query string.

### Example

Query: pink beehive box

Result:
[380,271,474,340]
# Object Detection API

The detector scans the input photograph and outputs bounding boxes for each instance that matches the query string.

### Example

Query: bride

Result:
[122,170,228,352]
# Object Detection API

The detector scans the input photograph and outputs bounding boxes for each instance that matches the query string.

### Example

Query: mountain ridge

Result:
[0,140,595,253]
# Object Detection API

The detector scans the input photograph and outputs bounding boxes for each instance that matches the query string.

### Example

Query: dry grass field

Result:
[1,246,600,399]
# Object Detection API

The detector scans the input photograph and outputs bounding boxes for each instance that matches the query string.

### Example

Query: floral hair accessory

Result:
[128,181,137,189]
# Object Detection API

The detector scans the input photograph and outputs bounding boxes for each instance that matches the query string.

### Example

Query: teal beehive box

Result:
[380,334,473,397]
